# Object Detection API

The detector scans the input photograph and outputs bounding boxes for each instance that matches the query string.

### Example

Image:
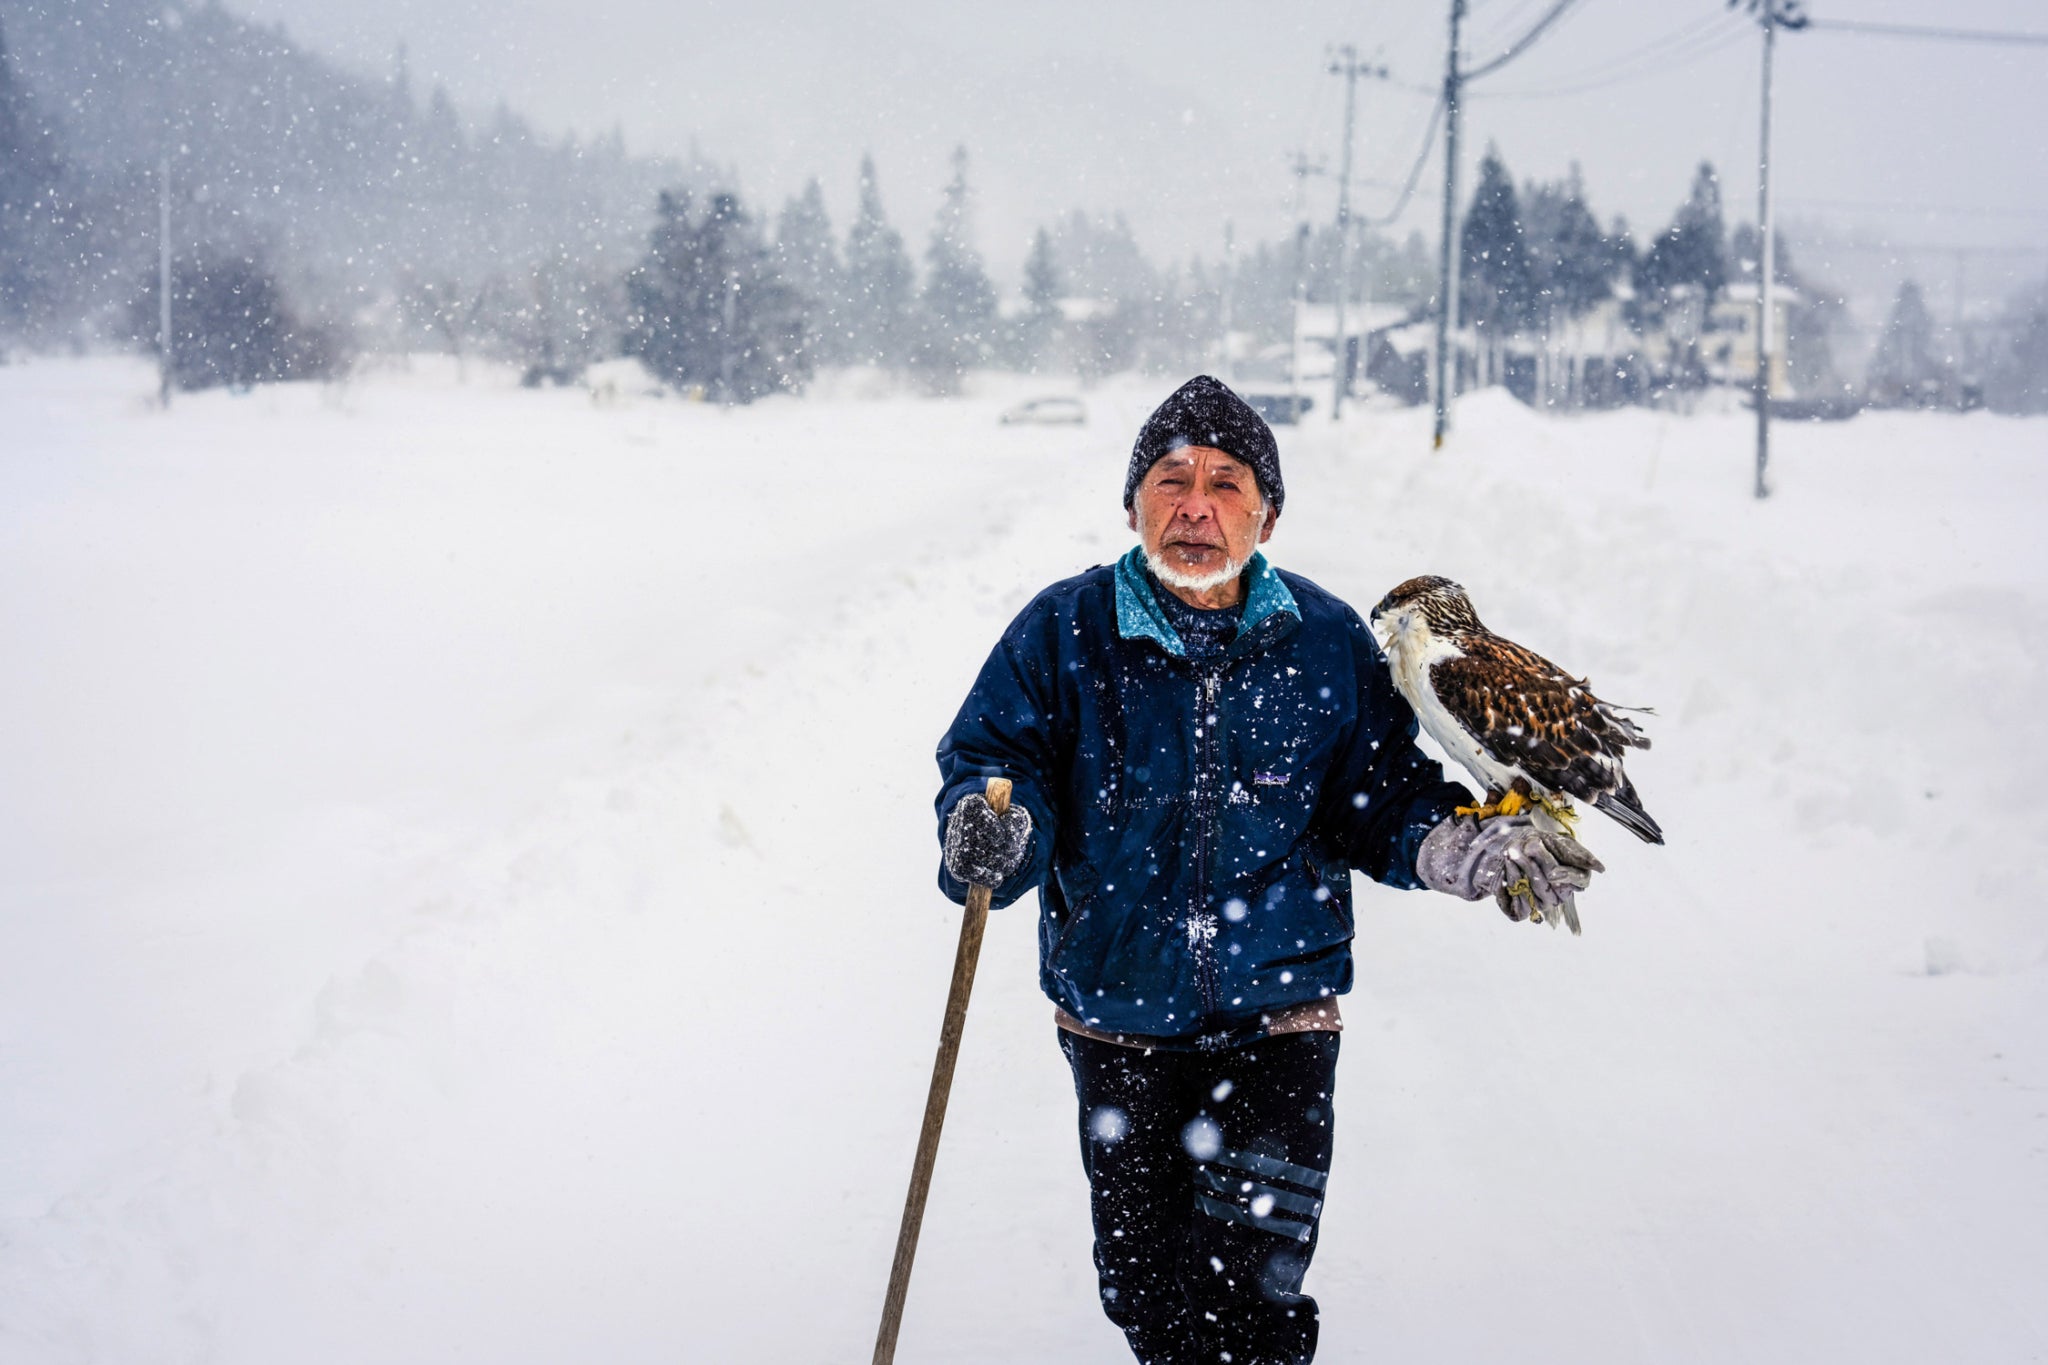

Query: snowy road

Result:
[2,358,2045,1362]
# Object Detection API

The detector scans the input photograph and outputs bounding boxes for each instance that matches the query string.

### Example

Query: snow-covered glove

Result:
[943,792,1034,889]
[1416,813,1605,931]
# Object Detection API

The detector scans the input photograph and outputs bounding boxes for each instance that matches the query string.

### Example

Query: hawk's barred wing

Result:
[1429,635,1663,844]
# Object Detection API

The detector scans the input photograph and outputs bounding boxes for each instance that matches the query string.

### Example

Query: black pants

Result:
[1059,1028,1340,1365]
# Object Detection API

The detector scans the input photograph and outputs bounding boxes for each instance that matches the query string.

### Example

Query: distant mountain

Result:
[0,0,710,334]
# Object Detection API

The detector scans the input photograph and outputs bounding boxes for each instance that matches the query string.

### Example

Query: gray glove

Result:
[1416,813,1605,934]
[943,792,1034,889]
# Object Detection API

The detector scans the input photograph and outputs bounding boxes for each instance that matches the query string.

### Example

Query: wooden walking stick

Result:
[872,775,1012,1365]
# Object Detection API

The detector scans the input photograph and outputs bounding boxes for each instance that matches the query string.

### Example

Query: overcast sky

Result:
[225,0,2047,300]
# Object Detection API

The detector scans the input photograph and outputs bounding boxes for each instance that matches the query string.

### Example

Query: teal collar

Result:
[1113,546,1299,659]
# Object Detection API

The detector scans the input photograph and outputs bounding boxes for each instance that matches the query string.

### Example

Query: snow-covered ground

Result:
[2,356,2044,1363]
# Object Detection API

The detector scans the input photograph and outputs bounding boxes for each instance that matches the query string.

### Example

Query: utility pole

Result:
[720,266,738,403]
[155,6,185,410]
[1431,0,1466,449]
[1738,0,1806,498]
[1328,45,1389,421]
[1753,14,1774,498]
[1286,151,1325,413]
[1428,0,1584,444]
[157,154,172,408]
[1951,248,1970,376]
[1221,219,1236,384]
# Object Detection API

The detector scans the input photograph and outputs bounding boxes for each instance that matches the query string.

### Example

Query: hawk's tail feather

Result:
[1595,702,1656,750]
[1594,784,1664,845]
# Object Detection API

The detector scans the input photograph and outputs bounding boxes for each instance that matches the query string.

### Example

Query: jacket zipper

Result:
[1191,668,1223,1016]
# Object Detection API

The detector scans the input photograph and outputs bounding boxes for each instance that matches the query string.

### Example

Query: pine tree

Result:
[423,84,466,166]
[1522,166,1616,406]
[1985,279,2048,415]
[774,178,841,362]
[623,188,810,403]
[1055,210,1156,302]
[842,154,915,368]
[1458,146,1539,382]
[913,145,997,393]
[1023,227,1060,313]
[1866,279,1949,407]
[1013,225,1062,370]
[1639,161,1729,312]
[1728,221,1795,287]
[1527,166,1612,322]
[131,251,347,390]
[0,17,62,339]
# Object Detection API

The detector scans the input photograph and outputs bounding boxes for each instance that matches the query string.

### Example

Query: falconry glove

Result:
[1417,813,1605,931]
[943,792,1034,889]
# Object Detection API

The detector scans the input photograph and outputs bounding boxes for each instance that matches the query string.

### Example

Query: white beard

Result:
[1145,544,1252,594]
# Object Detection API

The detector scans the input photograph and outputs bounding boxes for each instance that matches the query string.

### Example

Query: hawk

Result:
[1371,576,1664,850]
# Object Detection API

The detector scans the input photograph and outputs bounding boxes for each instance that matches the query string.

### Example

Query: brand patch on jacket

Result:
[1252,771,1292,787]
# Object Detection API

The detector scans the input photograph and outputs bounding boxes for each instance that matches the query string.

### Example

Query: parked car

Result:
[1241,392,1314,425]
[1766,394,1863,422]
[998,396,1088,426]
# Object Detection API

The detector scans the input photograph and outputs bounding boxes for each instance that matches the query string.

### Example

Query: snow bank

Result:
[1,359,2042,1362]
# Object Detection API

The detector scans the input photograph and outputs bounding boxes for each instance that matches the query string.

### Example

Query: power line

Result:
[1362,97,1445,227]
[1535,9,1736,80]
[1464,0,1588,80]
[1804,18,2048,48]
[1476,15,1753,99]
[1799,240,2048,257]
[1783,198,2048,222]
[1465,0,1553,55]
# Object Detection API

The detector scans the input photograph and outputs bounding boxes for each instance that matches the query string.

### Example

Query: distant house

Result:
[1368,291,1648,409]
[1367,320,1439,405]
[1700,283,1799,397]
[1290,300,1410,391]
[993,295,1119,325]
[1632,282,1800,398]
[1217,299,1422,398]
[1055,297,1119,325]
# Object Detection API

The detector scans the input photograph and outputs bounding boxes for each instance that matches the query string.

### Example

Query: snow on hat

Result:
[1123,375,1284,514]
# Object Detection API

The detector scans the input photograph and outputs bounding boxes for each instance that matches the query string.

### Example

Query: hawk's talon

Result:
[1455,787,1529,821]
[1531,791,1580,830]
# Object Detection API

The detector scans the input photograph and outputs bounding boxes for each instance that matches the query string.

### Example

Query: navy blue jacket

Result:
[935,548,1470,1043]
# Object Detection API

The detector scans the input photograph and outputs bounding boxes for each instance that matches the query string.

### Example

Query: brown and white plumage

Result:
[1371,575,1664,846]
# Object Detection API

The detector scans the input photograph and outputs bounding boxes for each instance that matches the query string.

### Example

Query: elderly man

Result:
[933,375,1599,1364]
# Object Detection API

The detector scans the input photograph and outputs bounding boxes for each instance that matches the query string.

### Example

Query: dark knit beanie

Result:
[1122,375,1284,514]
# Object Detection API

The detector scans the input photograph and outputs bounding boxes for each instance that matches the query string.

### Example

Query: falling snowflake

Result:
[1090,1106,1130,1144]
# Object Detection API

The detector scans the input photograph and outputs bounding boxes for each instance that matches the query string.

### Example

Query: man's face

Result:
[1127,445,1277,590]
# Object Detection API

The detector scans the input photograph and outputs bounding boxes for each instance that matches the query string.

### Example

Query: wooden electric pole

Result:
[157,154,172,408]
[1430,0,1582,447]
[1431,0,1465,448]
[1736,0,1807,498]
[1328,46,1389,421]
[1221,220,1236,384]
[1286,150,1326,413]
